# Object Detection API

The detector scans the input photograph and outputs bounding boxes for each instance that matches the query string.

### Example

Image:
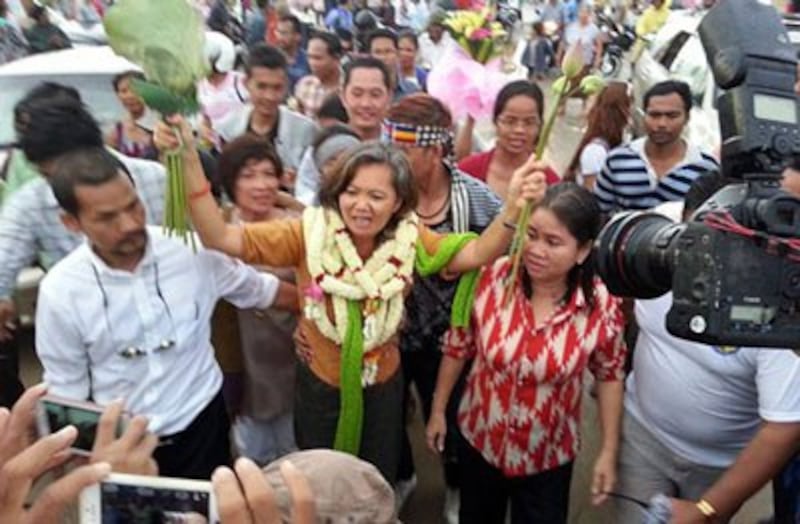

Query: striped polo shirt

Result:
[594,137,720,214]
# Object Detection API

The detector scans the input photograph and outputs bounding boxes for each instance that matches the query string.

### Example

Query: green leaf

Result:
[131,79,200,115]
[104,0,208,96]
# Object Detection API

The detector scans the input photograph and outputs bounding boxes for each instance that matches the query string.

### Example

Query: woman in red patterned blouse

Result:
[426,183,627,524]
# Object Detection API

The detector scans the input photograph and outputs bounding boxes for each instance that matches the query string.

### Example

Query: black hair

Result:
[312,122,359,150]
[14,82,81,127]
[309,30,343,57]
[643,79,693,113]
[278,13,303,35]
[335,27,354,43]
[17,97,103,164]
[245,43,288,75]
[683,170,728,219]
[366,27,398,51]
[520,183,602,308]
[397,29,418,49]
[49,147,133,216]
[112,70,146,92]
[493,80,544,122]
[343,55,392,91]
[317,93,349,123]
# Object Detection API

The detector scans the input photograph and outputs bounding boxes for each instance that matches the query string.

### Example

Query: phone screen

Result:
[42,399,103,453]
[100,482,217,523]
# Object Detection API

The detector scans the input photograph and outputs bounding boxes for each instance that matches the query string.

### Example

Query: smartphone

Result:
[79,473,219,524]
[36,395,127,456]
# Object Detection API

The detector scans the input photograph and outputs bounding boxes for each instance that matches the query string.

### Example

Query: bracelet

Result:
[189,181,211,201]
[696,499,718,519]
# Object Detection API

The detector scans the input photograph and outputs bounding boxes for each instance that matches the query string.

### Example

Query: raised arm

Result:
[153,116,244,258]
[446,155,548,274]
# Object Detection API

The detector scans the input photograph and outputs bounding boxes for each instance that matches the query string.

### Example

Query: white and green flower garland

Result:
[302,207,419,375]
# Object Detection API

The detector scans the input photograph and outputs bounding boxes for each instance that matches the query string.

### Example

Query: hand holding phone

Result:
[0,384,112,523]
[90,400,158,477]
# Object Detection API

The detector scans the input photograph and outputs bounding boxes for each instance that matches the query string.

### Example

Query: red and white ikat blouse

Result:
[444,258,627,477]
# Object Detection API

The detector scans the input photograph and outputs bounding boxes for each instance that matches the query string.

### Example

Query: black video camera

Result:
[595,0,800,349]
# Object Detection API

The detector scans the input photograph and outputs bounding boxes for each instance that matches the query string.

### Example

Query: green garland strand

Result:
[332,232,481,456]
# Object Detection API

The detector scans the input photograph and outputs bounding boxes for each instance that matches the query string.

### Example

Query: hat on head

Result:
[261,449,398,524]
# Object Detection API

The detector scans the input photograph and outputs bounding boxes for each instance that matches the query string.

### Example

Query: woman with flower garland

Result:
[154,116,547,483]
[426,183,627,523]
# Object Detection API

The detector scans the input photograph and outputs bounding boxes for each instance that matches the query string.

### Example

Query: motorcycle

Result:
[596,12,636,78]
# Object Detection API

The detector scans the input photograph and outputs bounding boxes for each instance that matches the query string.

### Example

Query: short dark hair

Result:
[17,97,103,164]
[683,170,728,219]
[493,80,544,122]
[218,135,283,205]
[278,13,303,35]
[112,70,146,92]
[318,142,417,235]
[335,27,354,43]
[317,93,349,123]
[343,56,392,91]
[643,80,693,113]
[245,43,288,75]
[366,28,398,51]
[49,147,133,215]
[309,30,343,58]
[397,30,418,49]
[14,82,81,131]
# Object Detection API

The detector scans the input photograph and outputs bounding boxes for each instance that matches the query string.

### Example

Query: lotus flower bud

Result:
[551,76,568,96]
[579,75,606,96]
[561,44,584,79]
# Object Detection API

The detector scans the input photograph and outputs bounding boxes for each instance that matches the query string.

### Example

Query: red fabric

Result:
[457,148,561,186]
[444,258,626,477]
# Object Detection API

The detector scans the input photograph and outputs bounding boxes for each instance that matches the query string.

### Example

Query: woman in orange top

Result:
[154,116,546,482]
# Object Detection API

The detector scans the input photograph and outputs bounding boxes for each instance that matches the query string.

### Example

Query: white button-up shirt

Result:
[35,227,280,435]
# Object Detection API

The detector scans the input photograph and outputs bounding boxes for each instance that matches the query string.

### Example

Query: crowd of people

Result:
[1,0,800,523]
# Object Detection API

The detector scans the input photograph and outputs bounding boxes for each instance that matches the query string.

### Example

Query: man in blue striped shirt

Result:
[594,80,719,214]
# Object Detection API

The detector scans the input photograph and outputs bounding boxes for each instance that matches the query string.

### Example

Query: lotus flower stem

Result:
[503,74,574,305]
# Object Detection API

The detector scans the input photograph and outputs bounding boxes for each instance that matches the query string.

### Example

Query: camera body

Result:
[595,0,800,349]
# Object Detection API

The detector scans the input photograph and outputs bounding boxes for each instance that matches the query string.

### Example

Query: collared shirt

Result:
[418,32,455,71]
[35,227,280,435]
[293,74,338,118]
[594,137,720,214]
[0,152,166,299]
[444,259,626,476]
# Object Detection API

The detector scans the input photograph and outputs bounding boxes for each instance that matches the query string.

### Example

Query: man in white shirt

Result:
[611,172,800,523]
[36,146,292,480]
[417,14,453,72]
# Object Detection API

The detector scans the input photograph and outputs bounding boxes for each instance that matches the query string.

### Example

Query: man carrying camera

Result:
[610,172,800,524]
[594,80,719,214]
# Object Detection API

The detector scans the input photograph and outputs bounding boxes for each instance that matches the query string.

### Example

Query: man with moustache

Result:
[594,80,719,214]
[35,147,294,480]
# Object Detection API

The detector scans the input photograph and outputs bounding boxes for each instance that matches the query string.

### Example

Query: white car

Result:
[0,46,139,145]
